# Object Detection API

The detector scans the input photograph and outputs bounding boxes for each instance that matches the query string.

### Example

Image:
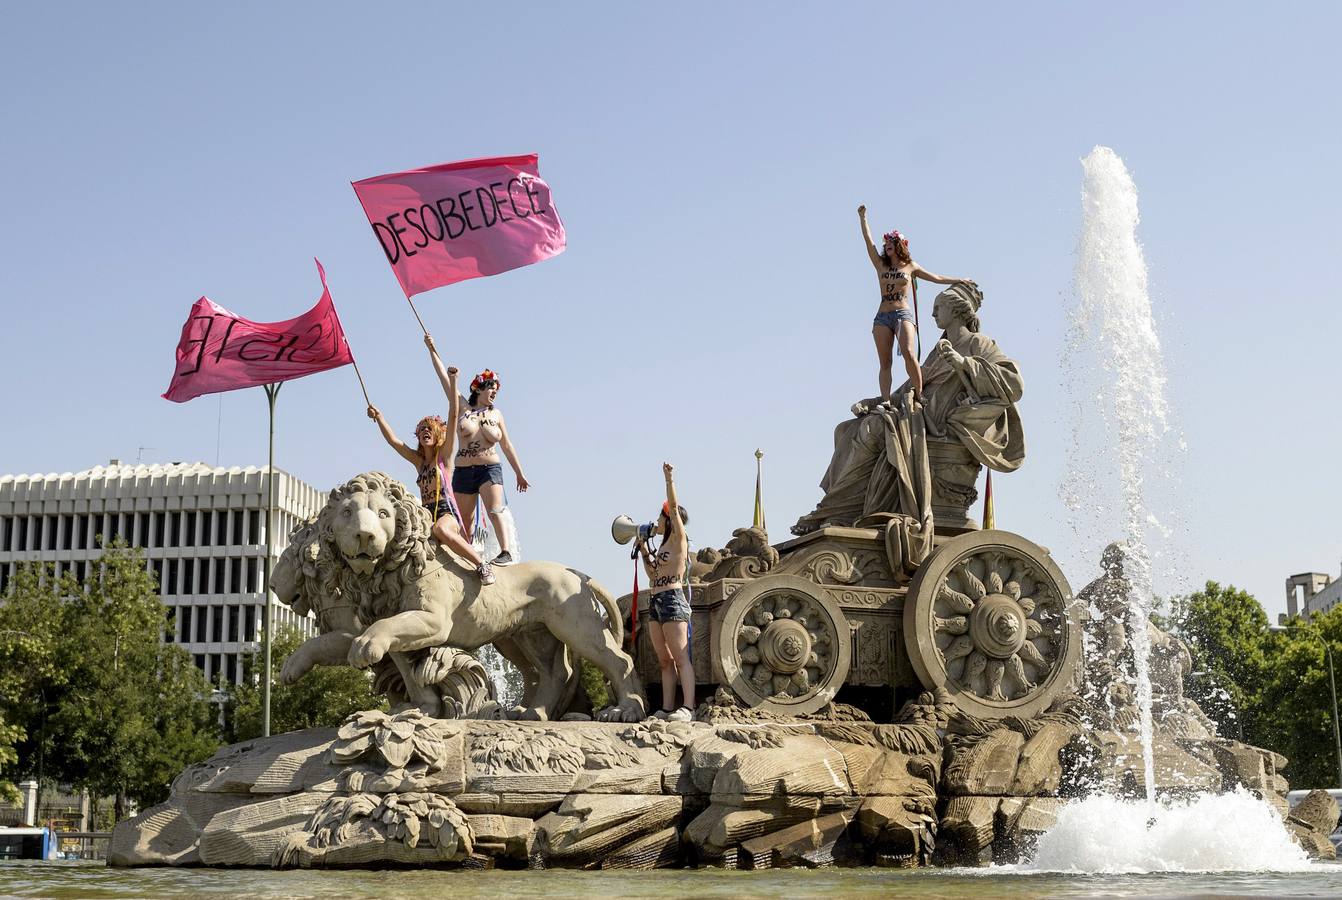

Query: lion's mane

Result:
[312,472,435,625]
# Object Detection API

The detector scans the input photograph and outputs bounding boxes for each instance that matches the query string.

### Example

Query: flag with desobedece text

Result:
[351,153,566,298]
[161,259,354,403]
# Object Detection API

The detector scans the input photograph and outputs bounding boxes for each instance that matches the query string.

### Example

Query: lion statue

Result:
[273,472,646,722]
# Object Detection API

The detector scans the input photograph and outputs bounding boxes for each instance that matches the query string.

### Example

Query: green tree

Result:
[1256,606,1342,789]
[0,561,78,800]
[224,627,385,742]
[1167,580,1275,741]
[0,710,22,803]
[0,547,220,819]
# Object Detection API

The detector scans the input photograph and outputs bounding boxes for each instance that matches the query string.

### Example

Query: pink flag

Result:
[351,153,566,298]
[162,259,354,403]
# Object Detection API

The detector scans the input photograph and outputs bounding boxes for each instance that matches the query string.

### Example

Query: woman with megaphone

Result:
[365,333,495,585]
[634,462,695,723]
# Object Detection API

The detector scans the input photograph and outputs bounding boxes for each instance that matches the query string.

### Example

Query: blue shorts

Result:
[649,588,691,623]
[873,307,915,331]
[452,463,504,494]
[424,496,459,523]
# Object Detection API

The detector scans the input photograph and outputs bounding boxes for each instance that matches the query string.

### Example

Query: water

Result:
[3,861,1339,899]
[1025,789,1311,874]
[1061,145,1179,798]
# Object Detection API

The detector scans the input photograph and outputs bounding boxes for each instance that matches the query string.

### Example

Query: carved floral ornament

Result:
[930,550,1063,704]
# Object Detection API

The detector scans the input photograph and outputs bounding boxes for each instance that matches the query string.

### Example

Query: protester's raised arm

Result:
[368,405,420,465]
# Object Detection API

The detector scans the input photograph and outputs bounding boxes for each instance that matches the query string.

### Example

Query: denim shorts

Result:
[873,307,915,331]
[649,588,691,623]
[424,496,459,523]
[452,463,504,494]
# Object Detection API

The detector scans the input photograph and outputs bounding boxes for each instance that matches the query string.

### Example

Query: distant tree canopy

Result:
[0,545,220,818]
[224,626,385,743]
[1169,580,1342,789]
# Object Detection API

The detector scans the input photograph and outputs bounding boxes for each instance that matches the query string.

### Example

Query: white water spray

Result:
[1061,146,1171,797]
[1026,789,1311,873]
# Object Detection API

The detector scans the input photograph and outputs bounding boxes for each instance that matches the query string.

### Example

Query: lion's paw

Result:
[596,696,647,723]
[506,705,549,722]
[348,633,389,669]
[278,656,307,685]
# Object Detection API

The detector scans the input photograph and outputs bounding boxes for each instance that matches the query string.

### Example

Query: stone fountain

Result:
[110,278,1337,870]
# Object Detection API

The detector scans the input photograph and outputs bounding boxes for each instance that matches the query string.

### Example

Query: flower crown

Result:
[471,369,500,392]
[883,229,908,247]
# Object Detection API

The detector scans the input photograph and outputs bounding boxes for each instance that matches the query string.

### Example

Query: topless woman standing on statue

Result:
[453,369,529,567]
[366,334,495,585]
[859,204,976,403]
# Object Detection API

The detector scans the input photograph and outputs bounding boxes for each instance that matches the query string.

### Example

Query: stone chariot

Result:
[630,453,1082,722]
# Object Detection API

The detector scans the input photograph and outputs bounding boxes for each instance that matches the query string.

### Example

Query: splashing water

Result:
[1025,789,1312,873]
[1061,146,1177,798]
[477,644,521,708]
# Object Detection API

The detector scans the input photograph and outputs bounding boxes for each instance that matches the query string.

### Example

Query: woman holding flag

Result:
[366,334,496,585]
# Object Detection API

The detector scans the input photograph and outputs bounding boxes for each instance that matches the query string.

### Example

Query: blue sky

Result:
[1,2,1338,617]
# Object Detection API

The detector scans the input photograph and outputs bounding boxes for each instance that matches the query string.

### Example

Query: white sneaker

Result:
[666,707,693,723]
[477,563,496,585]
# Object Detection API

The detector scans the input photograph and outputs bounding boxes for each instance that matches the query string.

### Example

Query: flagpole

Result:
[261,382,281,738]
[753,449,766,532]
[405,296,429,336]
[349,356,373,408]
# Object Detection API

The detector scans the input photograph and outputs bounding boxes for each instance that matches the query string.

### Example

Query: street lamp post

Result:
[1269,622,1342,788]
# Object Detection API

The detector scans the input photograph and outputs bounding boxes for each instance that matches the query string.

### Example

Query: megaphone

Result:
[611,514,639,545]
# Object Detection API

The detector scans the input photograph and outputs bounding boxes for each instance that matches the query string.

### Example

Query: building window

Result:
[169,512,180,546]
[213,558,226,594]
[0,564,9,595]
[215,511,227,546]
[164,608,175,642]
[195,607,207,643]
[211,653,223,683]
[229,558,242,595]
[244,605,257,642]
[180,606,193,643]
[211,605,223,643]
[152,560,165,595]
[228,605,240,642]
[183,512,196,548]
[246,558,259,593]
[137,513,150,548]
[182,560,194,595]
[107,514,121,545]
[32,516,44,551]
[193,653,205,672]
[231,511,242,545]
[74,515,87,551]
[166,559,179,595]
[0,517,8,552]
[248,510,260,545]
[154,512,165,548]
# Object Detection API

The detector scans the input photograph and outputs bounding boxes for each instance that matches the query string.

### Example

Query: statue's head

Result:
[318,472,429,576]
[1100,541,1129,579]
[932,282,983,332]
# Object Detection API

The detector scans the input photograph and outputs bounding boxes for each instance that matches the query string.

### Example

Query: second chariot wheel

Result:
[715,575,851,716]
[904,530,1081,719]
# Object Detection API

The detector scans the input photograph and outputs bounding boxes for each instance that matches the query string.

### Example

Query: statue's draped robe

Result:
[793,330,1024,569]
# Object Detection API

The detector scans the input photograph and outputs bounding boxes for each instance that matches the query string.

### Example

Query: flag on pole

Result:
[983,470,996,530]
[351,153,566,298]
[753,449,766,531]
[162,259,354,403]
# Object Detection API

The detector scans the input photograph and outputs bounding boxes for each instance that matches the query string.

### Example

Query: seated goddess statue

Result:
[792,283,1024,567]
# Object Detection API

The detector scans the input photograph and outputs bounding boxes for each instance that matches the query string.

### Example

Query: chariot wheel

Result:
[715,575,851,716]
[904,530,1080,720]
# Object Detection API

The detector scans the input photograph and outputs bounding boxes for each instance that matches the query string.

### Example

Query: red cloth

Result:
[162,259,353,403]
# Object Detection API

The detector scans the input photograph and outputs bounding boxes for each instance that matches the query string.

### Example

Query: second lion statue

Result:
[273,472,647,722]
